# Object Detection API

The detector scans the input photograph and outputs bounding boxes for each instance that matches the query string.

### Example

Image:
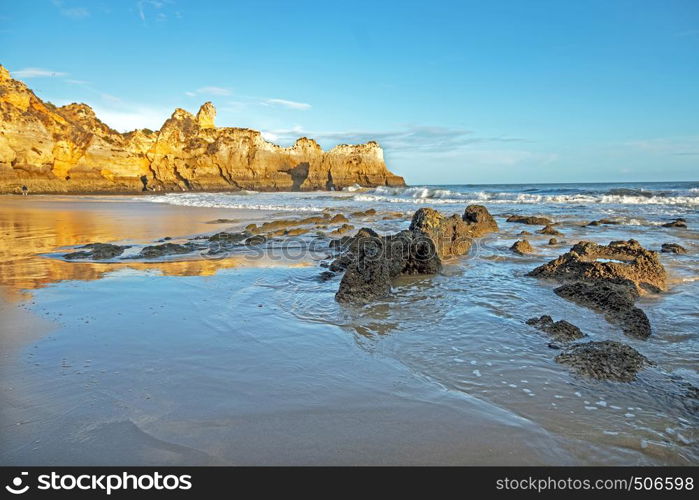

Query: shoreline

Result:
[0,194,696,465]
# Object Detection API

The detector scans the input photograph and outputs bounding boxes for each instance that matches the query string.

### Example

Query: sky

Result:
[1,0,698,185]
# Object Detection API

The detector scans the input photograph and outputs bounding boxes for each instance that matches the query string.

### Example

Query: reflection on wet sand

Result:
[0,196,291,301]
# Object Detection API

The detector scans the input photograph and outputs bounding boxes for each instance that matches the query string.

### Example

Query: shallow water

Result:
[0,182,697,465]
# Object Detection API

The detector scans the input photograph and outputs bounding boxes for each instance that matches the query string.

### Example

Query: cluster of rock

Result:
[0,65,404,193]
[526,239,669,381]
[329,205,499,304]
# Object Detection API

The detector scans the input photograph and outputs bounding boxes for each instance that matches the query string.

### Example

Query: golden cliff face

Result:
[0,65,405,193]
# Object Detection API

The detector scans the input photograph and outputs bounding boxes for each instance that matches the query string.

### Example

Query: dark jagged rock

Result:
[554,280,651,339]
[510,239,533,255]
[335,206,497,304]
[507,215,553,225]
[538,224,563,236]
[462,204,499,236]
[555,341,651,382]
[526,315,585,342]
[548,238,558,245]
[528,239,666,293]
[662,218,687,228]
[64,243,130,260]
[661,243,687,254]
[587,218,622,226]
[137,242,197,258]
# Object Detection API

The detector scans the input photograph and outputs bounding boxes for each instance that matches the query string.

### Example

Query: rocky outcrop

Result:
[528,239,667,293]
[526,315,585,342]
[64,243,130,260]
[506,215,553,225]
[335,205,498,304]
[661,243,687,254]
[510,239,533,255]
[554,280,651,339]
[555,341,651,382]
[0,65,405,193]
[662,218,687,228]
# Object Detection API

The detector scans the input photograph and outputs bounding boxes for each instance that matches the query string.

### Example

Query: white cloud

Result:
[12,67,68,78]
[263,98,311,110]
[89,105,171,132]
[65,79,91,85]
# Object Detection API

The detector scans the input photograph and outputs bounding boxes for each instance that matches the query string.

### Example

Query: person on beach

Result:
[21,185,28,196]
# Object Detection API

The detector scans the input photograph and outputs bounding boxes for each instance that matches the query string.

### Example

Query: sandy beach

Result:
[1,190,697,465]
[0,194,573,465]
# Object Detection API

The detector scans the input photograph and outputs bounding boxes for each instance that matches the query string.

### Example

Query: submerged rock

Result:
[507,215,553,225]
[662,218,687,228]
[137,242,197,258]
[538,224,563,236]
[528,239,666,293]
[587,218,622,226]
[555,341,651,382]
[328,214,349,224]
[335,205,497,304]
[554,280,651,339]
[548,238,558,245]
[350,208,377,218]
[526,315,585,342]
[510,239,534,255]
[64,243,130,260]
[661,243,687,254]
[329,223,355,236]
[208,231,249,243]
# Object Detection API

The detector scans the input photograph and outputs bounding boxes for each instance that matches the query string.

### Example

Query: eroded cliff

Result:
[0,65,405,193]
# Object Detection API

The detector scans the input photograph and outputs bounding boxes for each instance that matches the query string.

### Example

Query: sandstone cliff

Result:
[0,65,405,193]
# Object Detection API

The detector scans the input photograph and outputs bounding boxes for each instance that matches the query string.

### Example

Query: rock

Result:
[328,214,349,224]
[409,208,473,258]
[329,224,355,236]
[538,224,563,236]
[335,235,395,304]
[136,242,196,258]
[587,218,622,226]
[555,341,651,382]
[661,243,687,254]
[507,215,553,225]
[334,206,496,304]
[662,218,687,228]
[554,280,651,339]
[245,223,258,233]
[548,238,558,245]
[526,315,585,342]
[208,232,248,243]
[64,243,129,260]
[528,239,666,293]
[518,231,532,236]
[285,228,309,236]
[510,239,533,255]
[245,235,267,246]
[350,208,377,217]
[0,66,404,194]
[462,204,499,236]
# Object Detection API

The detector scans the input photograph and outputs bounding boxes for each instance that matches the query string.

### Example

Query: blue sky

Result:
[1,0,698,184]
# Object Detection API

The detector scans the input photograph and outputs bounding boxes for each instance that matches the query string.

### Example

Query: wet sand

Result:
[0,195,580,465]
